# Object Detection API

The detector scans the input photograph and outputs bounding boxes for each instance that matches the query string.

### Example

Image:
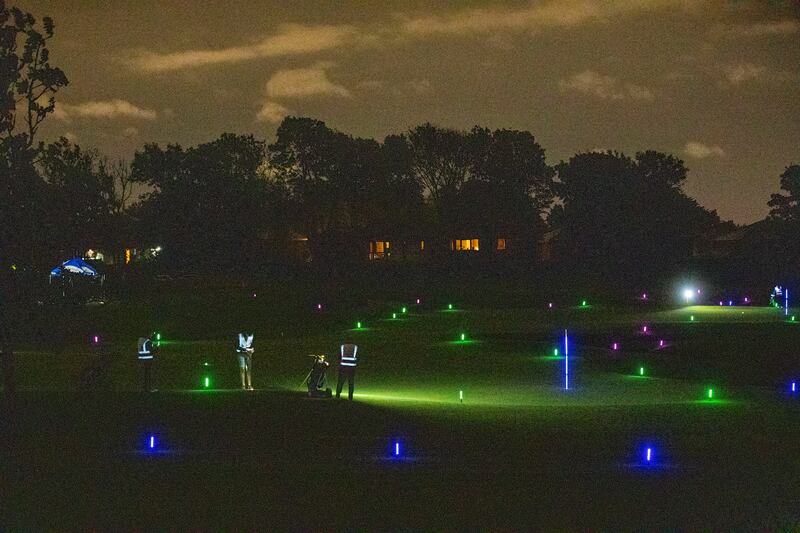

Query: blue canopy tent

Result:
[49,258,102,284]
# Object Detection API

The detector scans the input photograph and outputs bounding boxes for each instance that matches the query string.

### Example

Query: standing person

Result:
[137,333,157,392]
[336,342,359,401]
[236,332,254,391]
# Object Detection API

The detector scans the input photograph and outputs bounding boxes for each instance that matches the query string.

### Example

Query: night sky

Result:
[20,0,800,224]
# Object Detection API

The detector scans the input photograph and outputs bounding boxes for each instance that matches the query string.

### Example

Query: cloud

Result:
[559,70,655,100]
[256,101,291,123]
[399,0,687,36]
[266,63,350,98]
[132,24,356,72]
[714,19,800,38]
[54,99,157,121]
[685,141,725,159]
[721,63,765,85]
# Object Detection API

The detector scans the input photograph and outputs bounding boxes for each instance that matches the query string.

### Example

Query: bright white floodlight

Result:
[682,288,695,303]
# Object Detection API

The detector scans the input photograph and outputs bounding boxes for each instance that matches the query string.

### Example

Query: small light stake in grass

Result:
[554,348,558,357]
[448,304,453,310]
[149,435,156,450]
[564,329,569,391]
[639,367,645,376]
[204,376,210,388]
[612,342,618,350]
[92,335,100,345]
[659,339,664,348]
[646,447,652,463]
[791,382,796,393]
[416,298,420,305]
[581,300,587,307]
[690,315,695,321]
[548,302,553,309]
[392,313,397,319]
[460,333,466,342]
[642,325,648,333]
[707,388,714,399]
[317,303,322,310]
[401,307,407,314]
[394,441,400,457]
[459,390,463,403]
[356,321,362,329]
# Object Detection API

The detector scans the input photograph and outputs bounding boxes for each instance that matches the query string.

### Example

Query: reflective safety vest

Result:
[138,337,153,359]
[237,333,254,353]
[340,344,358,367]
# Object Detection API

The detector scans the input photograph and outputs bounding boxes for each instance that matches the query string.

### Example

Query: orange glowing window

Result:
[125,249,131,264]
[497,238,506,251]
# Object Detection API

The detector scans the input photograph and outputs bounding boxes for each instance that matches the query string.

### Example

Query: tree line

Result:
[2,1,799,280]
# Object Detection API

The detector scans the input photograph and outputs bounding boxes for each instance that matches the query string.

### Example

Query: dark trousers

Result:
[336,365,355,400]
[140,358,154,391]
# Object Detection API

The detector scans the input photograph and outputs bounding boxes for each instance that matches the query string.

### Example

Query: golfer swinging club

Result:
[236,332,254,391]
[336,342,359,401]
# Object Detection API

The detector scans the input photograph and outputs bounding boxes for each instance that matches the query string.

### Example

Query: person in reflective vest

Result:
[336,343,359,400]
[236,332,254,391]
[137,333,157,392]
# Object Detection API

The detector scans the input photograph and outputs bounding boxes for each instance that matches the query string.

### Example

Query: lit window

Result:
[369,241,391,260]
[497,238,506,251]
[420,240,425,251]
[452,239,479,251]
[125,249,131,264]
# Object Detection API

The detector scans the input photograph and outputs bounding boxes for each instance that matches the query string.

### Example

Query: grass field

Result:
[3,287,800,529]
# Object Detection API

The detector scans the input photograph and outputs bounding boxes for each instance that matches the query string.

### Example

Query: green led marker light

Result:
[554,348,559,356]
[690,315,695,321]
[459,390,463,403]
[707,388,713,399]
[392,313,397,319]
[639,367,645,376]
[401,307,407,314]
[356,321,362,329]
[460,333,466,342]
[581,300,587,307]
[204,376,210,388]
[448,304,453,310]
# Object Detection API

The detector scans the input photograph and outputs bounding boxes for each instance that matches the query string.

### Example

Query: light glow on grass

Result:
[639,366,645,376]
[448,304,453,310]
[459,390,463,403]
[402,307,407,314]
[612,342,618,351]
[791,382,796,393]
[690,315,695,321]
[707,388,714,399]
[394,441,400,457]
[646,447,652,463]
[149,435,156,450]
[460,333,466,342]
[392,313,397,319]
[356,321,362,329]
[204,376,210,388]
[581,300,587,307]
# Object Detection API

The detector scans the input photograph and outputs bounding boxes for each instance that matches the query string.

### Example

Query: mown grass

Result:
[4,289,800,529]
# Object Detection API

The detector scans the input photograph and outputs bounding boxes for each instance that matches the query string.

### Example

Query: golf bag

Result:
[306,354,332,398]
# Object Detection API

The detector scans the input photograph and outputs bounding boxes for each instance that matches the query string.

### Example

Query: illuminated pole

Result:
[564,329,569,391]
[786,289,789,317]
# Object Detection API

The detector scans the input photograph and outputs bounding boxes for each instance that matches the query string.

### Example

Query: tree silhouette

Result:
[554,150,721,278]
